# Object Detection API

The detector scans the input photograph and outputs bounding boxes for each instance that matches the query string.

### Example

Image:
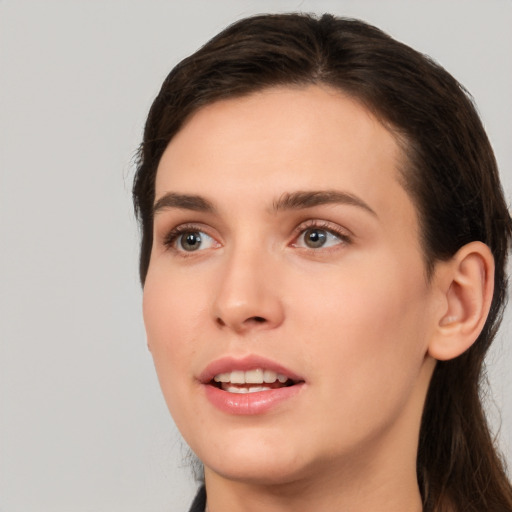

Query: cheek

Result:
[295,257,431,399]
[142,269,205,387]
[142,273,206,429]
[305,291,428,447]
[143,265,208,345]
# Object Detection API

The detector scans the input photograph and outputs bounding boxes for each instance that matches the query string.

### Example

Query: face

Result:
[143,86,440,487]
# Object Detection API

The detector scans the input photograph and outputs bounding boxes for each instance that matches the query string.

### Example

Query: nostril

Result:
[214,315,268,329]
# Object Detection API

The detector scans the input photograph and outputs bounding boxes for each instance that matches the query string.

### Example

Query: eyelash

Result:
[163,223,215,252]
[162,220,352,255]
[291,220,352,250]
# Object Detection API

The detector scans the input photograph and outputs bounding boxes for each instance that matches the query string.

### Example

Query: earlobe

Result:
[428,242,494,361]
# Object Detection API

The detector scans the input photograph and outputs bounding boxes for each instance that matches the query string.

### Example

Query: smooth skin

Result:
[143,86,494,512]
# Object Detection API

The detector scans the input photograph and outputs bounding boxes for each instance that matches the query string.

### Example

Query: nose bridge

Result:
[212,235,284,332]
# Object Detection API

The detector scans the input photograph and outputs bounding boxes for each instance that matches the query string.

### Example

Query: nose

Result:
[212,243,285,334]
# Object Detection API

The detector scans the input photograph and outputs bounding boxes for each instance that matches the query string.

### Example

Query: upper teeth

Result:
[213,369,288,384]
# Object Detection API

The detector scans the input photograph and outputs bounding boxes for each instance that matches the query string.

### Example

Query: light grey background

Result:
[1,1,511,511]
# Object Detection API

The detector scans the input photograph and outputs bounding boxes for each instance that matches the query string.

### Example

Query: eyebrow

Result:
[273,190,377,216]
[153,189,377,217]
[153,192,216,215]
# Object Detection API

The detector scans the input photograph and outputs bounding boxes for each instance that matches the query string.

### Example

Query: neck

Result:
[203,451,423,512]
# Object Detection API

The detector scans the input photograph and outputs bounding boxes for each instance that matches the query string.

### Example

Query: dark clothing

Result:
[188,486,206,512]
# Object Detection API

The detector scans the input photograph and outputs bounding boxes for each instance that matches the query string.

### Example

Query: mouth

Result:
[200,356,305,414]
[210,369,298,394]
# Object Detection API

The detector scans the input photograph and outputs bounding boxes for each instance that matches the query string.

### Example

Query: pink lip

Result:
[199,355,305,415]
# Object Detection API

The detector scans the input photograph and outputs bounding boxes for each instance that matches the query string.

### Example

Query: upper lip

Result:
[198,355,304,384]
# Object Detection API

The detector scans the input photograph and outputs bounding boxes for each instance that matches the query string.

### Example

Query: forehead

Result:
[155,85,412,222]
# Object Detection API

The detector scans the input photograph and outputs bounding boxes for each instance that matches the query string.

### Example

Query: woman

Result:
[133,13,512,512]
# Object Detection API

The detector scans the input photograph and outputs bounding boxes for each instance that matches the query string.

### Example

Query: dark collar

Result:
[188,486,206,512]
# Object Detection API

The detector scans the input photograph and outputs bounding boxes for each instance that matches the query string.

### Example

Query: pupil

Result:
[183,232,201,250]
[306,229,326,248]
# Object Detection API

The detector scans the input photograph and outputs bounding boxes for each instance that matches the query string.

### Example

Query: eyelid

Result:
[162,222,221,253]
[159,219,351,255]
[290,219,353,249]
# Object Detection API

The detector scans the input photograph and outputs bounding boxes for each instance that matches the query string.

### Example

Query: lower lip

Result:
[204,383,304,415]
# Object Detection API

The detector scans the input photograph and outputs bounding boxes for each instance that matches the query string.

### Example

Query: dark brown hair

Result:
[133,13,512,511]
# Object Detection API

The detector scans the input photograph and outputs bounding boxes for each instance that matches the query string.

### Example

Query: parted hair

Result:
[133,13,512,511]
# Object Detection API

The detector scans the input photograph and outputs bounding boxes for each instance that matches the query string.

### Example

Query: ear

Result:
[428,242,494,361]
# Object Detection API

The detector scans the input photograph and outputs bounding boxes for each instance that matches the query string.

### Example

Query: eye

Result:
[292,223,350,250]
[299,228,340,249]
[165,227,219,252]
[179,231,208,251]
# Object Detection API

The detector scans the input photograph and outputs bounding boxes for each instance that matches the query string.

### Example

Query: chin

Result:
[195,431,315,486]
[206,457,309,487]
